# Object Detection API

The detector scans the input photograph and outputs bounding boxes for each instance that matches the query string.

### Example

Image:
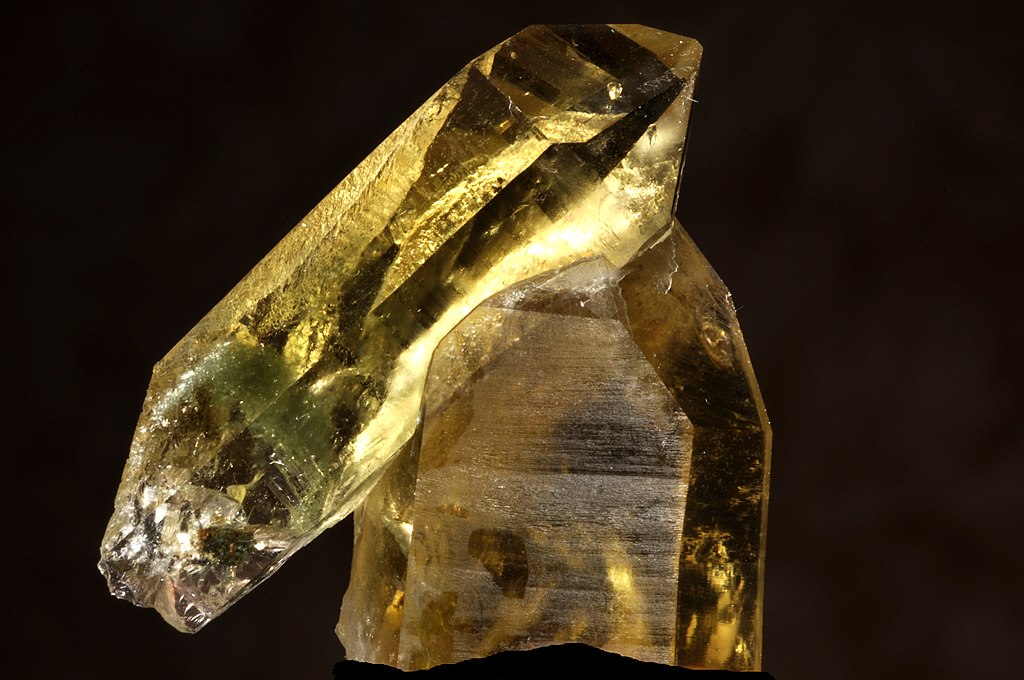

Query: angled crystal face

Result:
[337,225,770,671]
[99,24,703,633]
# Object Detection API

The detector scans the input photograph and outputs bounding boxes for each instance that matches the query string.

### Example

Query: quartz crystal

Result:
[99,22,769,671]
[337,225,769,670]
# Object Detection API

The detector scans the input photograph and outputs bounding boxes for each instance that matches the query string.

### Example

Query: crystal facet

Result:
[99,23,703,633]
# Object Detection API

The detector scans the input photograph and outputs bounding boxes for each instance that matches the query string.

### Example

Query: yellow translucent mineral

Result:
[99,22,769,671]
[337,225,770,670]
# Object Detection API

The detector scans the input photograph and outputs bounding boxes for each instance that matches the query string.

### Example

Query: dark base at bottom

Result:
[332,643,775,677]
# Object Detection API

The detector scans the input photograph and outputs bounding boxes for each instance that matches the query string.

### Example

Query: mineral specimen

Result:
[99,23,770,671]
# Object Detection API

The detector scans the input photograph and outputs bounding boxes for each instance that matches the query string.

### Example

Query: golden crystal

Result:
[99,24,706,634]
[337,225,770,670]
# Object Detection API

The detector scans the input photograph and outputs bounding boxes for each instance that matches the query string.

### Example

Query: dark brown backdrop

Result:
[4,1,1022,678]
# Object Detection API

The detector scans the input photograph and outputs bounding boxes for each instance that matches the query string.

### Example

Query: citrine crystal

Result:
[100,22,769,671]
[337,225,769,670]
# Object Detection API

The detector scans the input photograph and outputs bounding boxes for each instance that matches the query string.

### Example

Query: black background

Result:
[4,1,1022,678]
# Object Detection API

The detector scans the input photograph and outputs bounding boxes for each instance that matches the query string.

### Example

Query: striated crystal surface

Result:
[99,24,704,633]
[337,224,770,670]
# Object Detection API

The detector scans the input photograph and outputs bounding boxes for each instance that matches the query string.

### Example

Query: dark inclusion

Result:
[199,527,254,567]
[467,529,529,598]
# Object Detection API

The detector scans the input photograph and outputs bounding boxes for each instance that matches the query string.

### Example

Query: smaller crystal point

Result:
[337,223,770,670]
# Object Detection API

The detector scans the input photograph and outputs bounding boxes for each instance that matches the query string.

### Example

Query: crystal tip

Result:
[97,555,213,633]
